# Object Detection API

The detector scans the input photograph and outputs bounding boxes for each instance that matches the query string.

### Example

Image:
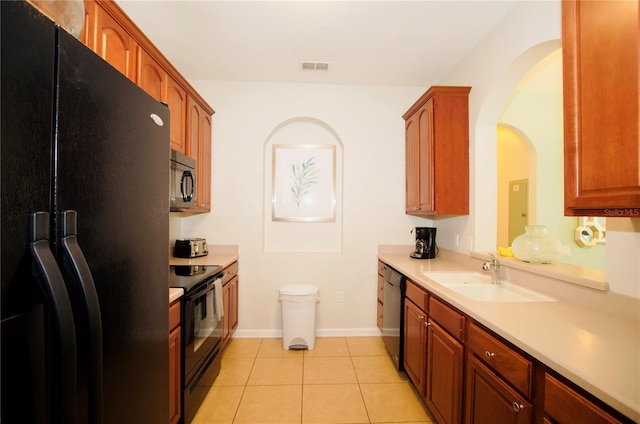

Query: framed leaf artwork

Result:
[272,144,336,221]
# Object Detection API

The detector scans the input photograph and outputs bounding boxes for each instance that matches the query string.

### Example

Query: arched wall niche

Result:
[262,116,344,252]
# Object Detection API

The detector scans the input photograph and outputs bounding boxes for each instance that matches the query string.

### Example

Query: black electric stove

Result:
[169,265,223,292]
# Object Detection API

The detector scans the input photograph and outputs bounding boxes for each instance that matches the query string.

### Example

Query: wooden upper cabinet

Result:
[562,0,640,216]
[167,76,187,154]
[186,96,212,212]
[93,7,138,82]
[81,0,214,213]
[403,86,470,217]
[138,48,166,101]
[199,113,212,210]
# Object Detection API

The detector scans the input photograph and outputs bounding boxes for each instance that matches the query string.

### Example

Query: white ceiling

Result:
[116,0,521,87]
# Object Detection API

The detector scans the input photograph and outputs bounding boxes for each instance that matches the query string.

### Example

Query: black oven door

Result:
[182,279,222,385]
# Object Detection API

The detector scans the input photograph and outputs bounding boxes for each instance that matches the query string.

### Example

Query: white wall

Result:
[440,0,638,296]
[177,82,430,336]
[174,0,638,337]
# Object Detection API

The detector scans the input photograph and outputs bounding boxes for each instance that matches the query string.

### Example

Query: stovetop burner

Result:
[169,265,222,292]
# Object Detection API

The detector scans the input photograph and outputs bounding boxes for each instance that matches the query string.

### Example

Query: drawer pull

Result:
[485,351,496,360]
[418,315,424,320]
[512,402,524,413]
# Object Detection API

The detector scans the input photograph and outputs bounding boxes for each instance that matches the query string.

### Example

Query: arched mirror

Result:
[496,48,605,269]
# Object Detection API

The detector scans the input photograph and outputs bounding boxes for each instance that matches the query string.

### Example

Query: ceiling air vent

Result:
[301,61,329,71]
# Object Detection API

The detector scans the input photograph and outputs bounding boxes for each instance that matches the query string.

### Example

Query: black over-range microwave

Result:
[170,149,196,211]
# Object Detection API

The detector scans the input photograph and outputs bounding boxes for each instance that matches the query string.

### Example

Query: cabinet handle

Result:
[424,321,430,328]
[417,314,424,320]
[484,351,495,360]
[512,402,524,413]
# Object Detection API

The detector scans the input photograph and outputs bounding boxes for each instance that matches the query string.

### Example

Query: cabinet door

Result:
[464,354,532,424]
[186,96,212,212]
[167,75,187,154]
[93,7,138,82]
[417,101,434,213]
[186,95,201,160]
[403,299,427,395]
[169,325,181,424]
[138,49,166,101]
[222,281,231,347]
[230,276,238,333]
[562,0,640,215]
[426,320,463,424]
[405,113,419,213]
[198,113,212,210]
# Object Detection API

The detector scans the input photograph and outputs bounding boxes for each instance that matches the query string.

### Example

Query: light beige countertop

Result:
[168,245,239,303]
[169,288,183,303]
[378,249,639,422]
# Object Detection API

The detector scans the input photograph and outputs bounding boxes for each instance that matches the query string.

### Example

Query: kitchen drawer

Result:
[222,261,238,285]
[377,274,384,302]
[169,299,181,331]
[544,373,624,424]
[378,260,386,275]
[467,321,533,397]
[405,279,428,311]
[429,296,465,342]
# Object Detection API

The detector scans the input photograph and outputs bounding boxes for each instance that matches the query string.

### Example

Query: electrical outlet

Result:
[337,291,344,303]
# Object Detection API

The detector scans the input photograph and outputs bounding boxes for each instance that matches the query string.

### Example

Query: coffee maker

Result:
[410,227,438,259]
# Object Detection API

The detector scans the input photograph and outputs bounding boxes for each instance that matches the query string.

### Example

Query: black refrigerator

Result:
[1,2,170,423]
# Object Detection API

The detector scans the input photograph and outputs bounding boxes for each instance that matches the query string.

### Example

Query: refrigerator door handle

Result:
[60,210,103,424]
[29,211,78,424]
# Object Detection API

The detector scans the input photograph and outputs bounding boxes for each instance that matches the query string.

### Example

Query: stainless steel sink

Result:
[422,272,556,303]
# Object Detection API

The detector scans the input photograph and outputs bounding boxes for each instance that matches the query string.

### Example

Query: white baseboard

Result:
[232,327,382,339]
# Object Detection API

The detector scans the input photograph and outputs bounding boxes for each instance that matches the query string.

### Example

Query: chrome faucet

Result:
[482,253,501,285]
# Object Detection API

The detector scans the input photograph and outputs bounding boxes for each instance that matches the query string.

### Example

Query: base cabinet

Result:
[387,260,635,424]
[169,300,181,424]
[544,374,624,424]
[426,321,464,424]
[464,354,532,424]
[376,261,385,330]
[221,261,239,349]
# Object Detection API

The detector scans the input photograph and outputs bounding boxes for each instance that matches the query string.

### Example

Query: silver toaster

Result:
[173,238,208,258]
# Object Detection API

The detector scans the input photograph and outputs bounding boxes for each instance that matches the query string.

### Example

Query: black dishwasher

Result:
[382,264,406,369]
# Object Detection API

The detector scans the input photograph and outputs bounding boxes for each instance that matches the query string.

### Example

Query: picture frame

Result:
[272,144,336,222]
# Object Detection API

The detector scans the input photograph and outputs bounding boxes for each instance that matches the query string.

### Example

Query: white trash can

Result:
[278,284,320,350]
